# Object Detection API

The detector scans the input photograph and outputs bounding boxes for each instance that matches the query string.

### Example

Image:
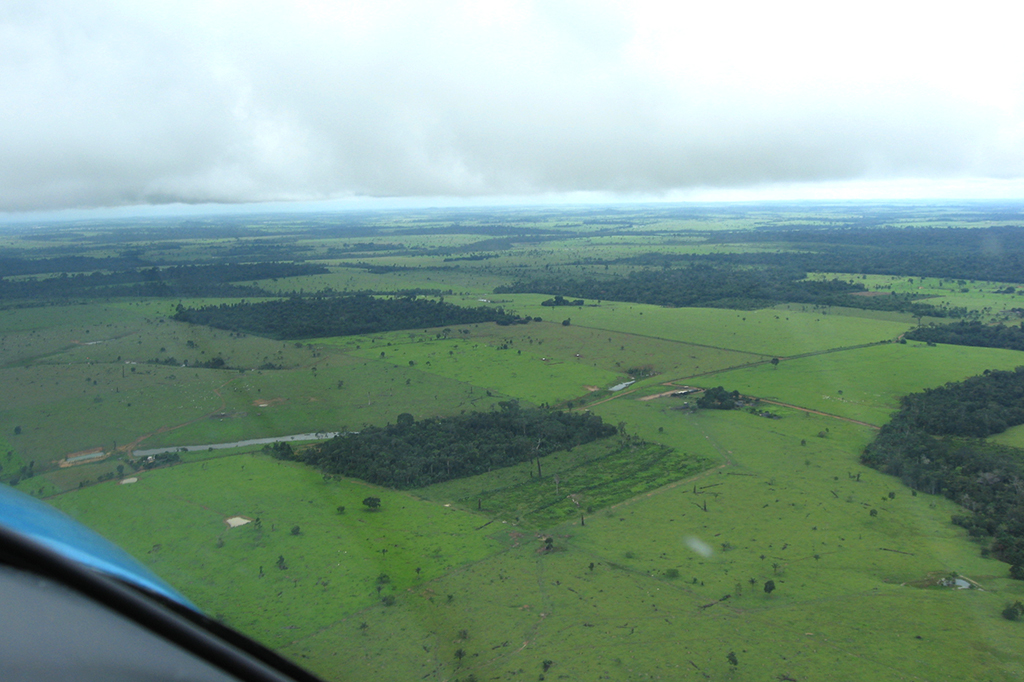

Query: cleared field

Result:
[688,341,1024,425]
[2,348,512,492]
[807,273,1024,320]
[493,297,912,357]
[319,320,762,406]
[281,408,1024,682]
[989,423,1024,449]
[48,453,502,650]
[423,439,713,529]
[13,211,1024,682]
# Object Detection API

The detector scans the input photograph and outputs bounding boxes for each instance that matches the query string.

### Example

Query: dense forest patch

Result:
[905,321,1024,352]
[296,401,618,488]
[496,262,954,315]
[707,225,1024,283]
[861,367,1024,575]
[172,295,527,339]
[0,262,327,300]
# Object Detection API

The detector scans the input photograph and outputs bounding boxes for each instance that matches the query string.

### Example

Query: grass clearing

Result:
[419,437,714,529]
[689,342,1024,425]
[283,408,1024,682]
[317,319,762,406]
[48,452,501,649]
[495,297,912,356]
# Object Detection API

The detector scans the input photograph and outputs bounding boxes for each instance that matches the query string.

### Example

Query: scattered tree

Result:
[363,496,381,510]
[764,579,776,595]
[1002,601,1024,621]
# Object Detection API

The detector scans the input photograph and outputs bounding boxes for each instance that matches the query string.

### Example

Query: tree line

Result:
[496,262,957,315]
[297,401,618,489]
[861,367,1024,577]
[703,225,1024,284]
[905,321,1024,352]
[173,295,527,339]
[0,262,327,301]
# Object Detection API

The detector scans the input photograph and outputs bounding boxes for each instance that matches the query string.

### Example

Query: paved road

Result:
[132,432,342,457]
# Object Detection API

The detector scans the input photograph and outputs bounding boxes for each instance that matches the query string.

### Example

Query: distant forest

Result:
[297,401,618,488]
[861,367,1024,577]
[712,226,1024,284]
[497,225,1024,312]
[172,295,526,339]
[905,321,1024,352]
[0,262,327,300]
[497,263,961,316]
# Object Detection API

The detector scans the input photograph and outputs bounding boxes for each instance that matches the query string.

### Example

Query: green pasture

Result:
[988,424,1024,449]
[13,213,1024,681]
[0,362,227,463]
[283,407,1024,682]
[0,341,510,487]
[129,358,509,450]
[487,297,911,357]
[807,272,1024,319]
[318,319,762,406]
[48,453,501,650]
[689,341,1024,426]
[770,302,946,326]
[321,326,617,406]
[0,300,295,370]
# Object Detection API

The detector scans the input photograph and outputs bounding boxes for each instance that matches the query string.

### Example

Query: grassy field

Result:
[283,408,1024,681]
[495,298,913,357]
[48,452,503,649]
[10,211,1024,681]
[317,320,762,406]
[687,341,1024,425]
[45,380,1024,680]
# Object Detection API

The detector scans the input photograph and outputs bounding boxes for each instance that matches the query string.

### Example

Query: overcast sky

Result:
[4,0,1024,216]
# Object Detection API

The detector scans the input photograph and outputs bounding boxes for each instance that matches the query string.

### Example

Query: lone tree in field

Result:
[362,496,381,510]
[764,579,776,595]
[771,357,780,369]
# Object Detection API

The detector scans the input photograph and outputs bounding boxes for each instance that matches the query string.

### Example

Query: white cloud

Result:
[3,0,1024,212]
